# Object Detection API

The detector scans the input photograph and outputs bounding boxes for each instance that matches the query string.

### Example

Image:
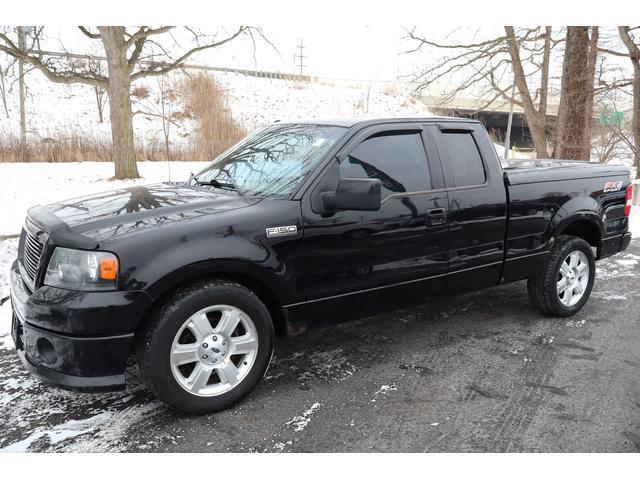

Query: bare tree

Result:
[618,26,640,179]
[592,115,636,164]
[504,26,553,158]
[17,27,27,152]
[0,49,15,118]
[0,26,254,178]
[87,57,107,123]
[406,26,558,159]
[581,27,600,160]
[132,76,178,163]
[555,27,599,160]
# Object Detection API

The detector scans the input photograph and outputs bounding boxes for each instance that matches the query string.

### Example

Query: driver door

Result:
[300,124,450,325]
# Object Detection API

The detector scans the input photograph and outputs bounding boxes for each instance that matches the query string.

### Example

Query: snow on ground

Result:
[0,161,208,236]
[214,73,430,130]
[631,205,640,239]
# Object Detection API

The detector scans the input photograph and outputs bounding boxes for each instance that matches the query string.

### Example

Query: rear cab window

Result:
[439,131,486,187]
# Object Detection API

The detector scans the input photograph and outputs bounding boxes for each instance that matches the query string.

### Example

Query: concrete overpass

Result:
[419,95,560,151]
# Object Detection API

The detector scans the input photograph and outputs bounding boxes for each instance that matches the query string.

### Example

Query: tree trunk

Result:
[95,86,104,123]
[580,27,599,161]
[631,61,640,179]
[556,27,591,160]
[18,27,27,160]
[99,26,139,179]
[504,26,549,159]
[618,27,640,180]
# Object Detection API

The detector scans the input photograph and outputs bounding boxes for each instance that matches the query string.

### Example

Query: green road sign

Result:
[600,111,624,126]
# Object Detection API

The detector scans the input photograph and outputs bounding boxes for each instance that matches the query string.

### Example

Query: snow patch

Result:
[286,402,321,432]
[630,206,640,238]
[616,259,638,267]
[566,319,587,328]
[374,383,398,396]
[0,412,112,452]
[592,292,627,301]
[0,162,207,235]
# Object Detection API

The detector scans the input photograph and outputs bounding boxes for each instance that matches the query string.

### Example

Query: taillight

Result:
[624,184,633,217]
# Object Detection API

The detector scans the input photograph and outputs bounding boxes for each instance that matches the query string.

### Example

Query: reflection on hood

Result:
[43,183,259,242]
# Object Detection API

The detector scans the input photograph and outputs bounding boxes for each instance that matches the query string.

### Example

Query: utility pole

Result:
[295,39,306,78]
[17,26,27,156]
[503,81,516,160]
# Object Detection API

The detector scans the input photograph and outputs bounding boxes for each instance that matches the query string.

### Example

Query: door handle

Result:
[426,208,447,226]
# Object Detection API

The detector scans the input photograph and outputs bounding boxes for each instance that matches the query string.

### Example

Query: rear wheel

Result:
[527,235,595,317]
[137,280,274,414]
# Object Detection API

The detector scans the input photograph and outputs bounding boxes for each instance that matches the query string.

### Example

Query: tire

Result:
[137,279,274,414]
[527,235,596,317]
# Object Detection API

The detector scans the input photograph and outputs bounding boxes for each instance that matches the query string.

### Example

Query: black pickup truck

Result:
[10,117,633,413]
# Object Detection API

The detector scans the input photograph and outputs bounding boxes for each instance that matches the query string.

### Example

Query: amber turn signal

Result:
[99,257,118,280]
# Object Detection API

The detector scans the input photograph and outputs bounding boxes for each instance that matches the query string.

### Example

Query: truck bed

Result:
[503,160,631,185]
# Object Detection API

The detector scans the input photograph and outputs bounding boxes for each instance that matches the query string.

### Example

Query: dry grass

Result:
[179,72,245,160]
[0,72,244,163]
[383,83,398,96]
[130,85,151,100]
[0,130,112,163]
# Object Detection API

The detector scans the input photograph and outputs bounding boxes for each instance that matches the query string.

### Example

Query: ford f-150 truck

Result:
[10,117,633,413]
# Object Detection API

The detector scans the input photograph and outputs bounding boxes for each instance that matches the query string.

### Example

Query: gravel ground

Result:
[0,241,639,453]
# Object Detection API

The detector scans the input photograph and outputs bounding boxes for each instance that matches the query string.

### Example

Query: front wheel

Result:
[527,235,596,317]
[137,280,274,414]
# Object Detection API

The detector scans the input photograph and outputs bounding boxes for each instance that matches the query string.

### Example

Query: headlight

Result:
[44,247,119,291]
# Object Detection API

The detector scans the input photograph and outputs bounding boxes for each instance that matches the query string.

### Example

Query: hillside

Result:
[0,68,431,154]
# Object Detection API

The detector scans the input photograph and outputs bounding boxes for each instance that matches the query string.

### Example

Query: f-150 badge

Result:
[603,180,623,193]
[265,225,298,238]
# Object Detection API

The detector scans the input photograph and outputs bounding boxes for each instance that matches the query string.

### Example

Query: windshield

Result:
[190,123,346,197]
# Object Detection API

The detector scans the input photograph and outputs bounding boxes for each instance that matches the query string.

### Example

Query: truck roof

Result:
[275,116,482,128]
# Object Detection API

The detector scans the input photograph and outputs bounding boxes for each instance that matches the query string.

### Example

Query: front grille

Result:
[20,220,47,290]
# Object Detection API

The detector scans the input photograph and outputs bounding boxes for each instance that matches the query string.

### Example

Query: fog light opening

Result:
[36,338,58,365]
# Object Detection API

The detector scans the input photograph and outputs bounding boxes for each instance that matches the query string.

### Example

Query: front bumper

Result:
[10,260,153,392]
[12,314,131,392]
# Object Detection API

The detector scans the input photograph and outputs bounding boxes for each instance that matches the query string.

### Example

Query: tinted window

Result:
[340,132,430,196]
[440,132,486,186]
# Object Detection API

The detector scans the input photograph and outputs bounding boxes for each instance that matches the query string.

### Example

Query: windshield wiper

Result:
[191,178,240,193]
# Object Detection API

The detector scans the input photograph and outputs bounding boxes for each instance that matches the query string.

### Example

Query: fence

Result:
[30,50,312,82]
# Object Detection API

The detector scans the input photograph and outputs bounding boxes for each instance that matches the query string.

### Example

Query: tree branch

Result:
[78,26,101,39]
[0,32,107,87]
[125,26,174,48]
[130,26,248,81]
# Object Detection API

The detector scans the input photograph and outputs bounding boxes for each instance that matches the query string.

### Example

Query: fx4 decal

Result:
[603,180,624,193]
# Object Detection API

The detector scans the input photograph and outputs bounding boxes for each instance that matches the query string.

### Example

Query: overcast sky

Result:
[37,25,634,104]
[45,25,487,81]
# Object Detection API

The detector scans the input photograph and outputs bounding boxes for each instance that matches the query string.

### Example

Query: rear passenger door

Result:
[431,122,507,291]
[301,123,449,324]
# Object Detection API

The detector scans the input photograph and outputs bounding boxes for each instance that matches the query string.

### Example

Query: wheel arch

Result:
[137,261,290,340]
[556,217,603,249]
[546,197,605,252]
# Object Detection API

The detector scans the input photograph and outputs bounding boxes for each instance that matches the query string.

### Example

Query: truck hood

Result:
[27,183,260,247]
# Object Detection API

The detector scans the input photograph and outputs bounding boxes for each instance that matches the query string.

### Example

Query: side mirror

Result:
[321,178,381,212]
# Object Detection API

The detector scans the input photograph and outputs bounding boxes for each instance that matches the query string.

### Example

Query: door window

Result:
[340,132,431,197]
